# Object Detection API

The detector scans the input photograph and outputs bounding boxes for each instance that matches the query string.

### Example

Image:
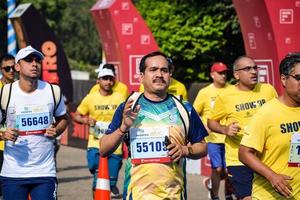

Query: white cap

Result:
[15,45,44,63]
[95,63,105,73]
[97,68,115,78]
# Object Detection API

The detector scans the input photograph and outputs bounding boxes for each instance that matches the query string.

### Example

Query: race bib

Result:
[288,132,300,167]
[15,105,50,136]
[90,121,110,139]
[130,126,170,164]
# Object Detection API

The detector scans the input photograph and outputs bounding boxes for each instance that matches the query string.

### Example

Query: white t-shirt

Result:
[0,80,66,178]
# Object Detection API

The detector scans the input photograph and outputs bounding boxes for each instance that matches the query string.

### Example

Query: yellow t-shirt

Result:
[241,99,300,200]
[210,83,277,166]
[0,81,5,151]
[89,81,128,99]
[193,83,230,143]
[77,92,125,155]
[139,78,188,101]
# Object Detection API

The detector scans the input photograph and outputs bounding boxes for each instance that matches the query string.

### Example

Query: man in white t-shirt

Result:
[0,46,68,200]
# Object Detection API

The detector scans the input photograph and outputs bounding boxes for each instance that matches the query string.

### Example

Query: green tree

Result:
[0,0,100,77]
[134,0,244,85]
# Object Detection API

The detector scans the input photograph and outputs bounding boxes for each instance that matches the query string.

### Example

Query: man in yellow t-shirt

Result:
[0,54,16,198]
[208,56,278,200]
[194,62,232,200]
[89,63,128,98]
[239,53,300,199]
[73,67,125,197]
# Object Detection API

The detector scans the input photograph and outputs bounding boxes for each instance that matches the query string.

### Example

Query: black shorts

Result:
[227,165,253,198]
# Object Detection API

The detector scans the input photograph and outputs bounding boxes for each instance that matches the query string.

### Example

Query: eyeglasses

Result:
[235,65,259,72]
[289,74,300,81]
[1,65,15,72]
[22,57,42,63]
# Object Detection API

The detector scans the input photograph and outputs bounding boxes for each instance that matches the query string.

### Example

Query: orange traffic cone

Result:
[94,156,111,200]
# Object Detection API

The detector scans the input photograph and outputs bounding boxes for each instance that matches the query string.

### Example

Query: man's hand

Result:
[167,143,188,162]
[2,127,19,142]
[225,122,240,136]
[45,124,58,138]
[268,173,293,198]
[84,117,96,127]
[120,99,140,133]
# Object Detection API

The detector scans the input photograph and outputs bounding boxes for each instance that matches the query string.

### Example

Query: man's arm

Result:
[100,100,140,157]
[167,140,207,162]
[239,145,292,198]
[46,114,68,138]
[207,119,240,137]
[73,111,96,126]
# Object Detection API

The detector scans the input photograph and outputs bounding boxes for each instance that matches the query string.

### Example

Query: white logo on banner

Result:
[255,59,275,85]
[248,33,256,49]
[122,23,133,35]
[121,2,130,10]
[253,16,261,28]
[267,32,273,41]
[280,9,293,24]
[129,55,143,85]
[141,35,150,45]
[285,37,292,44]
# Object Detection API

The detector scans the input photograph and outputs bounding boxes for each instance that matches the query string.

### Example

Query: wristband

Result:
[118,127,127,136]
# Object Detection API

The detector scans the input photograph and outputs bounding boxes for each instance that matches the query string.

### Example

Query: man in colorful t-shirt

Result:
[208,56,278,200]
[73,67,125,197]
[193,62,232,200]
[239,53,300,199]
[100,51,208,200]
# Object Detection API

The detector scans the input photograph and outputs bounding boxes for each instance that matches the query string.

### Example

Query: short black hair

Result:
[1,54,15,66]
[139,51,172,73]
[279,52,300,75]
[102,63,116,74]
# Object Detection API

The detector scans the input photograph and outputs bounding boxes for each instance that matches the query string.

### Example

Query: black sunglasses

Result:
[289,74,300,81]
[22,57,42,63]
[2,65,15,72]
[235,65,259,72]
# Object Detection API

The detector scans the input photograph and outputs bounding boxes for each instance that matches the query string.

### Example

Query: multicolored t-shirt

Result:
[106,94,207,200]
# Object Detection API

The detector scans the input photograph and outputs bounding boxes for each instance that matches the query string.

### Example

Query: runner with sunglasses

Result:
[208,56,278,200]
[0,54,16,199]
[0,54,16,87]
[239,53,300,199]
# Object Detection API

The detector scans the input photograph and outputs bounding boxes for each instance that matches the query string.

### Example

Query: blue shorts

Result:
[86,147,122,190]
[227,166,253,198]
[207,143,226,169]
[1,176,57,200]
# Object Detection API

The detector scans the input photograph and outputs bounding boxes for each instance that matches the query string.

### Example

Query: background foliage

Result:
[0,0,244,84]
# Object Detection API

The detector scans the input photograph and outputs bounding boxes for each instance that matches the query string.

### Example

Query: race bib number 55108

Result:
[130,126,170,164]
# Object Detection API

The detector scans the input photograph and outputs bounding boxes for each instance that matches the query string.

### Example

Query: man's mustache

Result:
[153,78,166,83]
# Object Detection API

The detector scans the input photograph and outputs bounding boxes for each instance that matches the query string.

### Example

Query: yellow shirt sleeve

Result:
[210,95,227,122]
[240,111,266,153]
[193,90,205,115]
[77,95,91,116]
